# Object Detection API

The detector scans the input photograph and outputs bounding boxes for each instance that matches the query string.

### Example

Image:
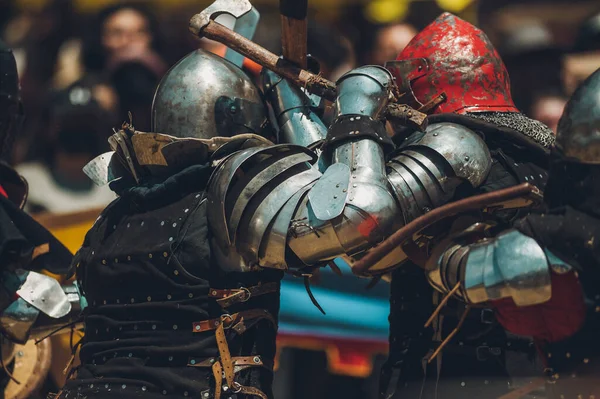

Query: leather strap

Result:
[189,355,273,372]
[212,361,223,399]
[192,309,276,335]
[215,322,235,389]
[209,282,280,308]
[237,385,269,399]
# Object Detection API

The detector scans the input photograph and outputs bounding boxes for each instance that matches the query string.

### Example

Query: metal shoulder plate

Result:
[207,144,320,271]
[406,122,491,186]
[388,122,492,223]
[462,230,552,306]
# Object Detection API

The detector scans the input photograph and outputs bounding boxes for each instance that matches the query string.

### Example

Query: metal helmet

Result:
[151,49,268,139]
[0,40,23,160]
[556,68,600,164]
[384,13,518,115]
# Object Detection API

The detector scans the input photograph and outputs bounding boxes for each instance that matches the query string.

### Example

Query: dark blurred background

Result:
[3,0,600,213]
[3,1,600,398]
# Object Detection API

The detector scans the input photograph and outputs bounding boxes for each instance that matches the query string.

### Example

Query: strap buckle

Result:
[239,287,251,302]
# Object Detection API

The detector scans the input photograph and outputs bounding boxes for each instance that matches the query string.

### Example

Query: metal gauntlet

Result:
[428,229,571,306]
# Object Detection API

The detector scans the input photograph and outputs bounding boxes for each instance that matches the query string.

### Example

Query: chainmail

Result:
[466,112,556,149]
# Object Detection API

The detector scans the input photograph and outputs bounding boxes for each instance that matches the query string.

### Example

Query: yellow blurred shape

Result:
[436,0,474,13]
[365,0,410,24]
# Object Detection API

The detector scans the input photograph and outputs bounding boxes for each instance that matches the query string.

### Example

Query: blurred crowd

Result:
[1,0,600,215]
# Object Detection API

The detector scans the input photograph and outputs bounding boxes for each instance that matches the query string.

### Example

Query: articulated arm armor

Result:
[428,228,566,306]
[208,67,492,272]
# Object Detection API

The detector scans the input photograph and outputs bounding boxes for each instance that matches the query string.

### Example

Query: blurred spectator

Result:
[563,11,600,95]
[501,22,565,119]
[307,20,356,81]
[107,48,168,131]
[529,90,568,134]
[16,90,116,214]
[367,23,417,65]
[82,2,163,74]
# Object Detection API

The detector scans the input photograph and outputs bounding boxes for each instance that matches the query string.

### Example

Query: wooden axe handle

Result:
[189,15,427,131]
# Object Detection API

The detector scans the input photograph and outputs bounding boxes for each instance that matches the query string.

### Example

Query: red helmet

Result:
[385,13,518,115]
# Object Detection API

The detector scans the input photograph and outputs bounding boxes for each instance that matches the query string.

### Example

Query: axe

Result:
[189,0,428,131]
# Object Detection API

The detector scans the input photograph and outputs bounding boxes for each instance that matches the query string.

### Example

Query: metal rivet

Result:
[149,253,153,259]
[169,237,174,242]
[90,384,94,388]
[566,352,571,358]
[127,256,131,261]
[172,222,177,228]
[167,294,172,300]
[333,195,337,199]
[460,382,466,387]
[116,299,120,304]
[204,393,209,398]
[147,296,152,301]
[163,252,168,257]
[168,356,173,361]
[173,325,178,330]
[161,221,165,226]
[130,298,135,303]
[464,156,470,161]
[92,251,95,255]
[196,194,200,198]
[352,184,357,188]
[174,270,179,275]
[142,386,147,391]
[584,358,590,363]
[184,209,189,213]
[105,384,109,388]
[195,325,201,331]
[114,258,118,263]
[102,260,107,265]
[190,359,196,365]
[141,222,144,226]
[103,300,107,305]
[122,384,126,389]
[113,225,116,229]
[127,223,130,228]
[184,392,189,397]
[433,133,438,136]
[253,356,261,363]
[188,293,193,298]
[163,390,167,395]
[152,325,156,330]
[128,353,133,357]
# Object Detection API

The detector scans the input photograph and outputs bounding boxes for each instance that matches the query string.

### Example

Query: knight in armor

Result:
[56,10,552,399]
[427,67,600,399]
[377,13,557,399]
[0,39,82,398]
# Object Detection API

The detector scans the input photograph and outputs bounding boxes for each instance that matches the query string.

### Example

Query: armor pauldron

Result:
[433,229,553,306]
[403,122,492,187]
[207,143,320,271]
[386,123,491,223]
